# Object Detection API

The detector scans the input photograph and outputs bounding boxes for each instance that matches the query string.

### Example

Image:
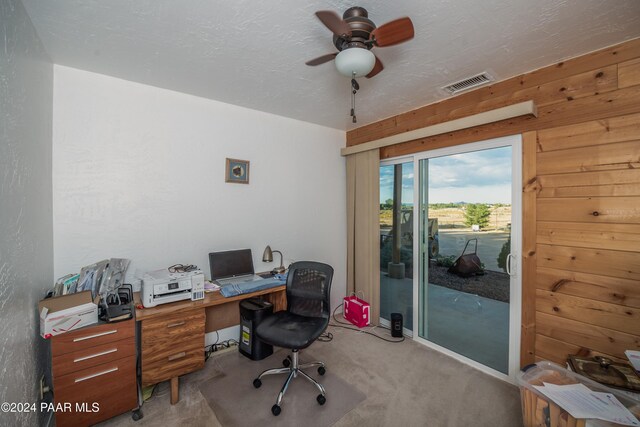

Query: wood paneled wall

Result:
[346,38,640,366]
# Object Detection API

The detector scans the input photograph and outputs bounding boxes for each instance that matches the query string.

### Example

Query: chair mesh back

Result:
[287,262,333,319]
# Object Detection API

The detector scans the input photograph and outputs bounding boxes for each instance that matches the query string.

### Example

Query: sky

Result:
[380,146,512,204]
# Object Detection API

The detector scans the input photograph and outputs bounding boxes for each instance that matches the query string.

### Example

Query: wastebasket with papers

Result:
[518,361,640,427]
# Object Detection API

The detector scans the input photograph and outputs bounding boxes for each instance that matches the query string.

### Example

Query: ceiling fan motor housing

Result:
[333,6,376,51]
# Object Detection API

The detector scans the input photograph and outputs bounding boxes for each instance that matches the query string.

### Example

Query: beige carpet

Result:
[198,349,366,426]
[101,320,523,427]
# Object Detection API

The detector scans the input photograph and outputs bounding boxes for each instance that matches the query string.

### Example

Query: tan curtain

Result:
[346,149,380,324]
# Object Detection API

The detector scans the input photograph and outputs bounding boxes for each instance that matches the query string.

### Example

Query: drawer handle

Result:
[167,321,185,328]
[74,367,119,383]
[74,348,118,363]
[168,352,186,361]
[73,330,118,342]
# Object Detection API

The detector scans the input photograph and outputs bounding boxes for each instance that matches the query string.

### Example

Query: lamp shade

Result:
[335,48,375,78]
[262,245,273,263]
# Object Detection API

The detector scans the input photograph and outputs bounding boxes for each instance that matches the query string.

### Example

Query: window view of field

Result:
[380,202,512,273]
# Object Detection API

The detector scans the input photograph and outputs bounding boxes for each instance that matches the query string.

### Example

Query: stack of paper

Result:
[532,382,639,426]
[204,281,220,292]
[626,350,640,372]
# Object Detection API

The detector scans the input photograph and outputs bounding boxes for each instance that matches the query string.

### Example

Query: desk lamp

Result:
[262,245,285,274]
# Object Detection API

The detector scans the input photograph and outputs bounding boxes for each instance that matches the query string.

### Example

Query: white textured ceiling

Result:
[21,0,640,130]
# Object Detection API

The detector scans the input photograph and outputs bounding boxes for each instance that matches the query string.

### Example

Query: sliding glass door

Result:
[379,159,414,331]
[415,135,522,378]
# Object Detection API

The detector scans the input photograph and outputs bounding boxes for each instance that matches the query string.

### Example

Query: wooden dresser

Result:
[51,318,138,427]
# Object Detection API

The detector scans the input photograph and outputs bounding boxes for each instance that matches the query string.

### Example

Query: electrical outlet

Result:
[39,375,50,400]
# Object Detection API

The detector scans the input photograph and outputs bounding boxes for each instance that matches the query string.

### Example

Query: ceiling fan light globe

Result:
[335,48,375,78]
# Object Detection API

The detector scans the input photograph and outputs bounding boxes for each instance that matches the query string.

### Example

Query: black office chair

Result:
[252,261,334,416]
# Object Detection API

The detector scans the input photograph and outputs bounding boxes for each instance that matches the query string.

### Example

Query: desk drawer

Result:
[141,310,205,349]
[142,308,205,339]
[140,309,205,386]
[142,344,204,386]
[53,338,136,377]
[52,319,135,357]
[54,355,137,427]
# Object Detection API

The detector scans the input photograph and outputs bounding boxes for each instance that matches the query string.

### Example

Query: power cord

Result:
[317,331,334,342]
[199,302,402,353]
[328,305,405,343]
[204,330,220,360]
[204,335,239,361]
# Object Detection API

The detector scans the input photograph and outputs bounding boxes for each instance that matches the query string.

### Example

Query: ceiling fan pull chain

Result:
[350,87,355,119]
[352,92,357,123]
[351,75,358,123]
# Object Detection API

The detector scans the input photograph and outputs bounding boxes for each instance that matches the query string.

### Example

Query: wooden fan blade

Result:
[305,53,337,66]
[371,17,414,47]
[315,10,352,37]
[366,55,384,78]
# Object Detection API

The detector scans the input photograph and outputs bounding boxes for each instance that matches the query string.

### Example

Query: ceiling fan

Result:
[306,6,415,79]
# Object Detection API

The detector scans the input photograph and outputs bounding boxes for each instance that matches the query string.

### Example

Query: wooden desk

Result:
[135,285,286,404]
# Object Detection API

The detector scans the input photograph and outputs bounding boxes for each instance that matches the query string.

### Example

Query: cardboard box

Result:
[39,291,98,338]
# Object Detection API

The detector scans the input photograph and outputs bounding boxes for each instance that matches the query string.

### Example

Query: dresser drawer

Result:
[55,354,136,393]
[52,338,136,377]
[54,355,137,427]
[142,343,204,386]
[52,319,135,357]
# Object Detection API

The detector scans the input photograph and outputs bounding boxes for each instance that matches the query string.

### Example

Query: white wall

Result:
[53,66,347,309]
[0,1,53,424]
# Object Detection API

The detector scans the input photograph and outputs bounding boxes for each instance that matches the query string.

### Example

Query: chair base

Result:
[254,349,326,415]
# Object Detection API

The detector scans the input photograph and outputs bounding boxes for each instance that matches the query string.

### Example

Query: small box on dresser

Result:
[50,318,138,427]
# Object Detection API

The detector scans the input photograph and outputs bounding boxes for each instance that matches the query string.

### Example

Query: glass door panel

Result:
[418,146,514,375]
[380,161,414,330]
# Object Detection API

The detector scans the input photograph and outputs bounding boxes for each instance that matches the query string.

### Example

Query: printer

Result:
[142,268,205,308]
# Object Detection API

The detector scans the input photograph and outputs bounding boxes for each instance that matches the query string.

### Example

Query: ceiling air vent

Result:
[442,72,494,95]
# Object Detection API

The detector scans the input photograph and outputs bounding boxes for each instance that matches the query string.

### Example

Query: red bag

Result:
[343,293,370,328]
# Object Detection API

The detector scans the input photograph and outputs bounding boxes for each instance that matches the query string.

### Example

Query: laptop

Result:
[209,249,264,286]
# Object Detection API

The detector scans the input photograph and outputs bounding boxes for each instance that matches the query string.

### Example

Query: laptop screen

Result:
[209,249,255,280]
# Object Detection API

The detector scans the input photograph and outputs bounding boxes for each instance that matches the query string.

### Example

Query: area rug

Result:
[198,349,366,427]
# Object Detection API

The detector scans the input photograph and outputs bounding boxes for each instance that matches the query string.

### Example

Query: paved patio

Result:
[380,274,509,373]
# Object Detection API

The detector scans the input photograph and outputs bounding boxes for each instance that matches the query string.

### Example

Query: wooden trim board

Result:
[340,101,538,156]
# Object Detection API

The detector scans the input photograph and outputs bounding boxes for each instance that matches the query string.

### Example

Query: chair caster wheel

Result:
[131,409,143,421]
[317,394,326,405]
[253,378,262,388]
[318,366,326,376]
[283,356,291,367]
[271,404,281,416]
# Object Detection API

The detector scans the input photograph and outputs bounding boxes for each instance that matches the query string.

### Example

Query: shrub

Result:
[434,255,457,268]
[464,203,491,229]
[497,236,511,273]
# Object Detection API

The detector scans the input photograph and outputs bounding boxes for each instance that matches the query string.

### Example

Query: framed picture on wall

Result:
[225,158,250,184]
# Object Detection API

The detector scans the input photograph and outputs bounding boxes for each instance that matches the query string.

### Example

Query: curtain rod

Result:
[341,100,537,156]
